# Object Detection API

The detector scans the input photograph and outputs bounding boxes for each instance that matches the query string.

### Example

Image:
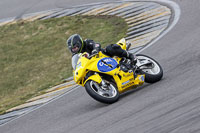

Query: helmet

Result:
[67,34,84,54]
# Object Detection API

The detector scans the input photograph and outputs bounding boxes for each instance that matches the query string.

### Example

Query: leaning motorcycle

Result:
[72,38,163,103]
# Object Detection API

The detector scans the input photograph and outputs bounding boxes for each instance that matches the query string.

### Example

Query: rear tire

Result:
[85,80,119,104]
[136,54,163,83]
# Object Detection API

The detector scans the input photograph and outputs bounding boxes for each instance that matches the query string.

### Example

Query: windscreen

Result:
[71,54,80,70]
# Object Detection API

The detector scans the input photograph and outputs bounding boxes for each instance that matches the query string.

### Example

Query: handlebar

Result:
[88,52,99,59]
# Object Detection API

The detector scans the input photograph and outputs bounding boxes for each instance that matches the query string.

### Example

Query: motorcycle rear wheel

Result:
[85,80,119,104]
[136,54,163,83]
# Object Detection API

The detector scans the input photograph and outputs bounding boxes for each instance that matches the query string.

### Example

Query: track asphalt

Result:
[1,0,200,133]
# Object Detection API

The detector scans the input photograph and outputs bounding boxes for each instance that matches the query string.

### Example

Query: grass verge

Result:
[0,15,127,114]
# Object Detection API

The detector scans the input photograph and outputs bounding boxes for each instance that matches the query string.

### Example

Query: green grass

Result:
[0,15,127,114]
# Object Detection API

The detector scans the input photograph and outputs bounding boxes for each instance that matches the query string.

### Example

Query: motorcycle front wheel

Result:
[136,54,163,83]
[85,80,119,104]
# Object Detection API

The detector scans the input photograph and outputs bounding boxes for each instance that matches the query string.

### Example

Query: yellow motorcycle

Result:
[72,38,163,103]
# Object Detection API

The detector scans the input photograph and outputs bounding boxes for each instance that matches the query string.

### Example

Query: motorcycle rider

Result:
[66,34,136,65]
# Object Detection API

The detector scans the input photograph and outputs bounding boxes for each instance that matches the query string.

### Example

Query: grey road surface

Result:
[1,0,200,133]
[0,0,118,19]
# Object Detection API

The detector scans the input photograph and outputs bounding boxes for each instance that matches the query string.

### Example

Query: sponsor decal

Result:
[123,73,132,77]
[122,80,130,85]
[97,58,118,72]
[122,78,135,88]
[122,81,134,88]
[139,75,145,82]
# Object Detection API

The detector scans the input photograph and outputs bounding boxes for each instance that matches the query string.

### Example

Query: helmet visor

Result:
[72,46,79,53]
[71,43,81,53]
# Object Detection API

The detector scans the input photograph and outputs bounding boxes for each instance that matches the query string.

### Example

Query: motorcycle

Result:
[72,38,163,103]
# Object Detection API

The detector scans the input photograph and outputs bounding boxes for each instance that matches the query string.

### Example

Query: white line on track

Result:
[124,0,181,54]
[0,86,80,127]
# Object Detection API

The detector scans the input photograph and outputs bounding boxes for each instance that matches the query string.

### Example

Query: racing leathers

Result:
[74,39,136,64]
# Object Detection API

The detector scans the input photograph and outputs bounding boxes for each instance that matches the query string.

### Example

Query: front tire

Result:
[136,54,163,83]
[85,80,119,104]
